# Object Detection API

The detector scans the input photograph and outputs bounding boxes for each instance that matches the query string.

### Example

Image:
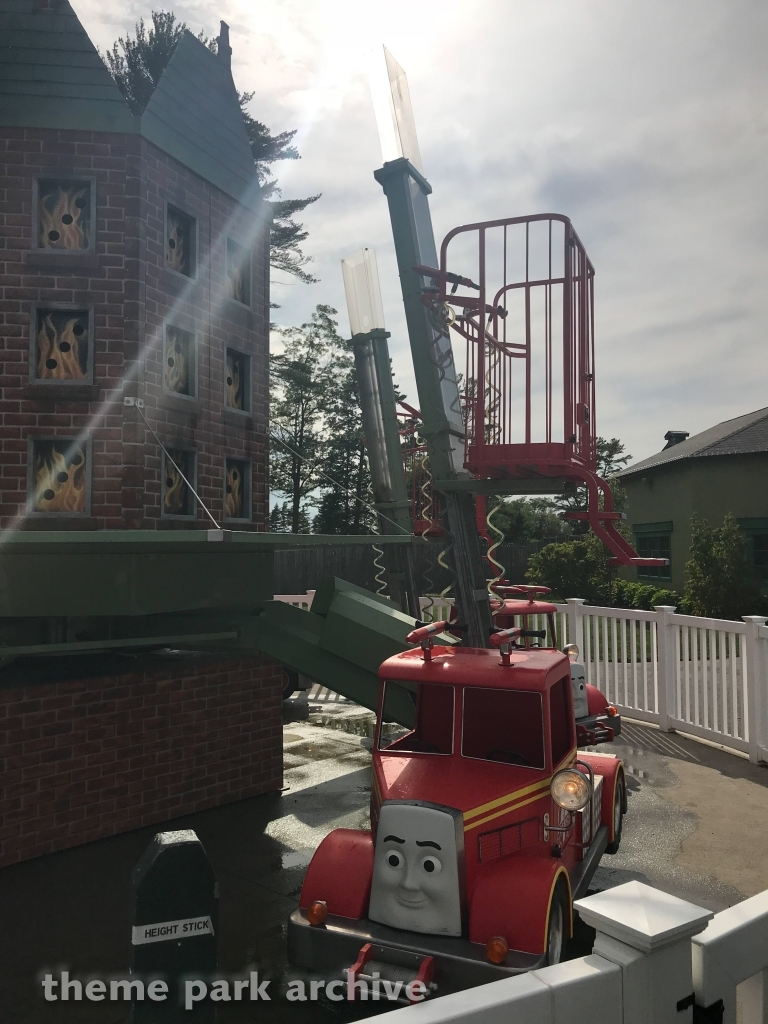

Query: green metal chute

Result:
[248,577,456,712]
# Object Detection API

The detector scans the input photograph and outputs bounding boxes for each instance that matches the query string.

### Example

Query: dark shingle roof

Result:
[0,4,261,212]
[140,31,260,213]
[617,407,768,478]
[0,0,136,133]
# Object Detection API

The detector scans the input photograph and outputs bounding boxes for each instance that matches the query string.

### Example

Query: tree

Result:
[596,437,632,478]
[269,502,287,532]
[552,436,632,535]
[488,497,567,544]
[269,500,310,533]
[312,360,376,535]
[526,534,612,604]
[683,513,760,620]
[103,11,182,115]
[270,306,346,532]
[102,11,318,283]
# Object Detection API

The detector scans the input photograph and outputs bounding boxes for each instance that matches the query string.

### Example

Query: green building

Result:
[616,407,768,595]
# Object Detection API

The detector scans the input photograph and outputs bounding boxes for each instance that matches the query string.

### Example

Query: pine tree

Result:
[550,437,632,536]
[270,306,346,532]
[102,11,318,283]
[312,361,375,534]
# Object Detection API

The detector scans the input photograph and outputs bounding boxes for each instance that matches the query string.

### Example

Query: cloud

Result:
[76,0,768,465]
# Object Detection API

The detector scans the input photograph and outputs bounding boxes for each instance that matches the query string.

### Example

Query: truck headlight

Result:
[563,643,579,660]
[551,769,590,811]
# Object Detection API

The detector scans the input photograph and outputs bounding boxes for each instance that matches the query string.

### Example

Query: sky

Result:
[78,0,768,468]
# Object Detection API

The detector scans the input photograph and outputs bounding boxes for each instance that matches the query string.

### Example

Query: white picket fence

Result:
[275,590,316,610]
[557,600,768,765]
[370,881,768,1024]
[272,592,768,765]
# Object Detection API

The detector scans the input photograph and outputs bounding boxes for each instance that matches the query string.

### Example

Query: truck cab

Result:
[288,625,626,998]
[492,585,622,746]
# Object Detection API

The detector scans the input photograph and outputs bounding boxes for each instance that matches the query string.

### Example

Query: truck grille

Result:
[478,817,541,863]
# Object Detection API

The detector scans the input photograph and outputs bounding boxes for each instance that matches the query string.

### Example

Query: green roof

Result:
[0,3,262,211]
[0,0,136,132]
[140,31,261,212]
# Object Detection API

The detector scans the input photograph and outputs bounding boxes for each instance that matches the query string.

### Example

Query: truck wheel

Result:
[605,774,625,855]
[546,882,569,965]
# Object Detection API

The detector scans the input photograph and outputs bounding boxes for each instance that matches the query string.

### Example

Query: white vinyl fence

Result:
[368,881,768,1024]
[272,592,768,765]
[274,590,316,610]
[557,600,768,765]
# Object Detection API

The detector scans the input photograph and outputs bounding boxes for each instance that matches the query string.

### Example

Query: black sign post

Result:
[131,830,218,1022]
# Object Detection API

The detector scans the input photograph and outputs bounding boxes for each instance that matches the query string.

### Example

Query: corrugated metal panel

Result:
[140,31,261,213]
[0,1,136,133]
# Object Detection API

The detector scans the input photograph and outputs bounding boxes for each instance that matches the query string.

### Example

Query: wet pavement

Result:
[592,719,768,909]
[1,696,767,1023]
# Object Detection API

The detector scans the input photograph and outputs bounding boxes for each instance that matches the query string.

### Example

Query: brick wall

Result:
[0,655,283,867]
[137,136,270,529]
[0,126,269,531]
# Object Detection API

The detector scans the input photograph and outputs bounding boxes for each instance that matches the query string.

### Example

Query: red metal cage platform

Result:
[415,214,665,567]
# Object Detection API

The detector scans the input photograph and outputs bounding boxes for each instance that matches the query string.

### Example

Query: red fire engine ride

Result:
[288,60,657,994]
[288,586,625,997]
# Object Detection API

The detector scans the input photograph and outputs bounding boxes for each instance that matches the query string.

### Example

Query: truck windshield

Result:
[378,680,454,754]
[462,688,545,768]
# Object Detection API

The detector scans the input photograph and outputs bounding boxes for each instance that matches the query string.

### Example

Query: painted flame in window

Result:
[226,352,243,409]
[166,209,190,275]
[38,184,89,250]
[225,462,243,518]
[34,442,86,513]
[36,314,87,380]
[164,329,190,395]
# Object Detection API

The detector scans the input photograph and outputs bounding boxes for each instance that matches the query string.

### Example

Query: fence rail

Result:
[558,599,767,763]
[366,881,768,1024]
[273,591,768,765]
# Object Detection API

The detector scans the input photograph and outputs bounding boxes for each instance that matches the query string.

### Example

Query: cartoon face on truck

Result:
[369,652,580,923]
[369,802,464,936]
[290,643,626,993]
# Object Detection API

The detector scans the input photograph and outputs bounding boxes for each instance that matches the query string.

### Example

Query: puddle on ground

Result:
[284,741,355,761]
[283,733,304,744]
[281,849,314,870]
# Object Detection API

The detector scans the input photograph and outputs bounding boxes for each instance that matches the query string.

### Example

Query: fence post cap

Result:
[742,615,768,625]
[653,605,677,613]
[574,881,712,954]
[565,598,587,605]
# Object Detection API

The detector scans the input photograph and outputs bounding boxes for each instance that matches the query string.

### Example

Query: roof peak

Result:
[619,406,768,477]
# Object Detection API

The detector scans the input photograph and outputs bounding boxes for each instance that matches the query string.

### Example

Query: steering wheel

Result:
[487,748,532,767]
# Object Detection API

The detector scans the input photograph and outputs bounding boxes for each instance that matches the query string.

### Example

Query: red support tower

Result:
[416,213,665,567]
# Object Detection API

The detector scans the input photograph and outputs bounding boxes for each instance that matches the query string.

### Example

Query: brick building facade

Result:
[0,1,283,865]
[0,1,270,531]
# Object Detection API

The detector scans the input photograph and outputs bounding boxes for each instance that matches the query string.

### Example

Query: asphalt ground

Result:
[1,697,767,1023]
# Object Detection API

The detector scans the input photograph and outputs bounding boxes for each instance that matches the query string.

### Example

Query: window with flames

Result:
[32,308,91,383]
[166,205,195,277]
[37,179,92,250]
[226,238,251,307]
[224,458,250,521]
[30,439,88,515]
